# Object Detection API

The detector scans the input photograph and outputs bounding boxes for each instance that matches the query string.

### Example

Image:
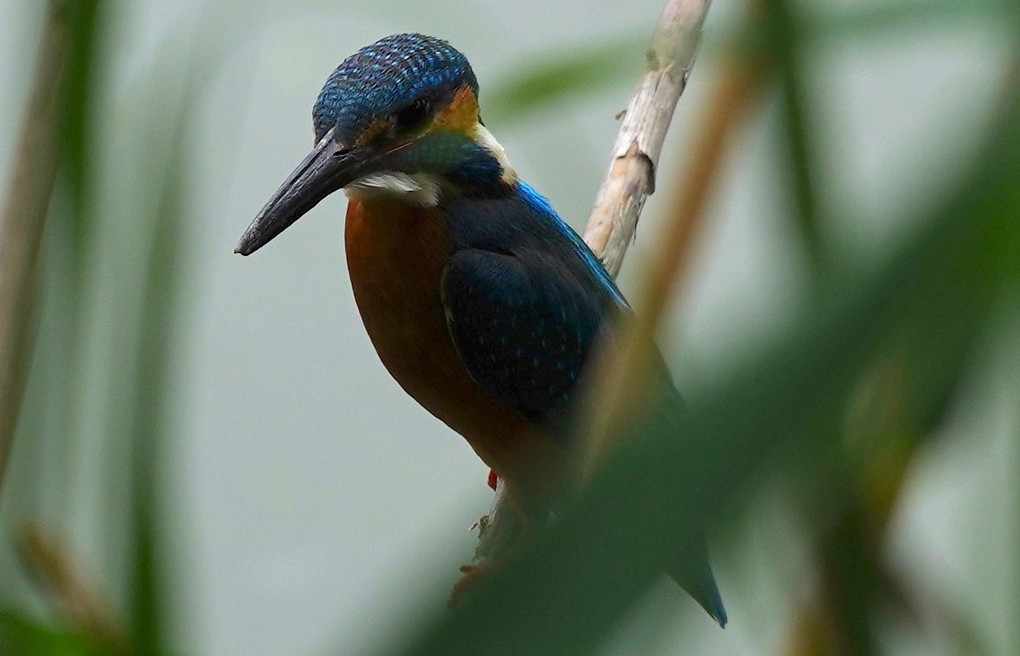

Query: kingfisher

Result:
[236,33,726,627]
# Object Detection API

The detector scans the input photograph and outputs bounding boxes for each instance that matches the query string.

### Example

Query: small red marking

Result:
[487,470,498,490]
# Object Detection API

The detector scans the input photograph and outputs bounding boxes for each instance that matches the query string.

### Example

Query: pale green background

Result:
[0,1,1015,655]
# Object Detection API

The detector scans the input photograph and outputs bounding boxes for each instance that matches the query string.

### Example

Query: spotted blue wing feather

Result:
[515,181,628,309]
[441,249,605,428]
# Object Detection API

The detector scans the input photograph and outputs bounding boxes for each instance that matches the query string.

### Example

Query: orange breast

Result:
[344,195,565,504]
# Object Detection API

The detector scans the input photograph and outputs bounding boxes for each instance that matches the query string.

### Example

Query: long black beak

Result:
[235,127,355,256]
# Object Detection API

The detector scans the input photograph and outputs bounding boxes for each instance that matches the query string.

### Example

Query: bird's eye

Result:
[395,97,431,130]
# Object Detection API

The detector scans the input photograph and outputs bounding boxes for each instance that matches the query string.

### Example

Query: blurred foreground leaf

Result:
[395,66,1020,656]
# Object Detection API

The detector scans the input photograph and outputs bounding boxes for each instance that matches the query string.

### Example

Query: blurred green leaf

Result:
[0,611,103,656]
[485,1,1017,128]
[118,16,227,652]
[123,62,194,656]
[55,0,101,241]
[43,0,105,524]
[806,0,1017,40]
[483,35,646,124]
[706,0,1018,56]
[762,0,824,268]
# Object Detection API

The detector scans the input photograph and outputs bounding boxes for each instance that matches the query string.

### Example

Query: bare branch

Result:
[582,0,713,277]
[0,3,73,496]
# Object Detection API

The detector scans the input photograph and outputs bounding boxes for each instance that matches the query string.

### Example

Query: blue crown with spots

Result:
[312,33,479,143]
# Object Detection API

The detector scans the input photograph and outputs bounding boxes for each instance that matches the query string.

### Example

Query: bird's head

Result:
[236,33,516,255]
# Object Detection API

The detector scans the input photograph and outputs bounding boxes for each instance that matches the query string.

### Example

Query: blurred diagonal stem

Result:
[0,2,74,497]
[475,0,716,569]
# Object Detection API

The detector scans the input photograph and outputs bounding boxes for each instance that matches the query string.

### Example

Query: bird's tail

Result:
[667,542,727,628]
[616,353,728,626]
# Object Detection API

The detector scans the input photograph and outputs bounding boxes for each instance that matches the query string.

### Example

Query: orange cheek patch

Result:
[430,84,479,132]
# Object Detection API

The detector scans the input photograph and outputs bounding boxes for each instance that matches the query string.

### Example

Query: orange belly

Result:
[344,194,565,504]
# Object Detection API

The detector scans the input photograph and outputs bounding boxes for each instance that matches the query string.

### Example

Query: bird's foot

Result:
[447,561,500,608]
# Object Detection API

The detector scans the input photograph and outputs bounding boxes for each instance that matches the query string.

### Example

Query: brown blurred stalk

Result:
[581,58,764,476]
[0,3,74,497]
[18,524,127,652]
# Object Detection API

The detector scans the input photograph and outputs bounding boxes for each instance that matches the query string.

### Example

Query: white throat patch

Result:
[344,172,442,206]
[343,123,517,204]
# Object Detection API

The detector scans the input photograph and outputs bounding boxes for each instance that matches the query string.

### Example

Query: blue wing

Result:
[439,186,727,627]
[440,248,607,427]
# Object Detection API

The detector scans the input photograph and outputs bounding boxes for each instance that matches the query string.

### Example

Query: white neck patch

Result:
[344,172,442,207]
[472,123,518,184]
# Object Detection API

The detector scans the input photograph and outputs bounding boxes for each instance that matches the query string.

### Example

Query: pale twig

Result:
[583,0,714,278]
[0,3,73,496]
[473,0,716,573]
